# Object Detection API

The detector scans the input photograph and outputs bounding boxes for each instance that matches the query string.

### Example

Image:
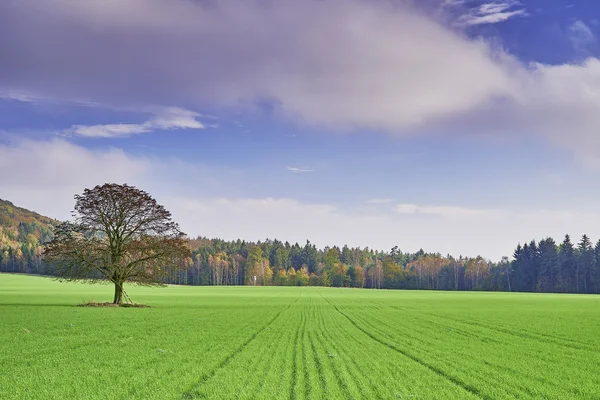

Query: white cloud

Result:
[365,198,394,204]
[164,196,600,260]
[568,20,596,52]
[457,1,527,26]
[514,58,600,163]
[2,0,600,161]
[0,138,151,219]
[4,137,600,260]
[0,0,516,131]
[286,166,314,173]
[442,0,466,7]
[396,204,505,219]
[69,123,150,138]
[66,107,205,138]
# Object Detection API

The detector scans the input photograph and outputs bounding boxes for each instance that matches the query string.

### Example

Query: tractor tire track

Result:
[426,312,600,354]
[313,299,355,399]
[309,337,328,398]
[384,302,598,354]
[314,297,379,400]
[290,303,306,400]
[321,295,487,400]
[181,295,300,399]
[302,302,314,400]
[347,304,581,399]
[318,307,385,400]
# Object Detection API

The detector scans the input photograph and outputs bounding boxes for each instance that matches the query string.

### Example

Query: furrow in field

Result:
[301,301,318,399]
[251,293,308,399]
[126,311,260,395]
[428,311,600,353]
[345,299,597,399]
[383,300,599,354]
[379,311,578,397]
[318,294,391,398]
[319,292,485,399]
[345,306,552,398]
[312,297,359,399]
[180,294,300,399]
[312,295,389,398]
[290,302,306,400]
[316,292,405,399]
[390,302,600,367]
[322,296,489,400]
[126,289,303,398]
[308,329,329,398]
[377,296,598,350]
[239,311,298,399]
[316,311,392,400]
[183,292,305,399]
[323,292,490,399]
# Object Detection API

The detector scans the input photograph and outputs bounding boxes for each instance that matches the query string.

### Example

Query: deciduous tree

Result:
[43,184,190,304]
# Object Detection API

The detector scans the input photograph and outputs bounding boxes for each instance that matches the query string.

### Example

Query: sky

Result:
[1,0,600,260]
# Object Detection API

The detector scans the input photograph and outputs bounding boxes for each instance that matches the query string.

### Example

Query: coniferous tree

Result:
[538,238,559,292]
[577,235,594,294]
[302,241,320,274]
[593,240,600,294]
[559,235,575,293]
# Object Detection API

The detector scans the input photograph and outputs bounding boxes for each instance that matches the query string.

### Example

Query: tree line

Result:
[0,199,56,276]
[3,200,600,294]
[170,234,600,293]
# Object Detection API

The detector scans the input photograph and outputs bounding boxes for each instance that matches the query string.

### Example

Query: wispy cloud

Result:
[441,0,466,7]
[365,198,394,204]
[568,20,596,52]
[286,166,314,173]
[167,196,600,260]
[457,1,527,26]
[65,107,204,138]
[396,203,505,219]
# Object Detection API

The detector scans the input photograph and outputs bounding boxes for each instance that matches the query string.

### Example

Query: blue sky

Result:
[1,0,600,260]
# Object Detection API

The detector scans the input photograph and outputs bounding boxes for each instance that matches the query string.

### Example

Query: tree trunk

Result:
[113,281,124,304]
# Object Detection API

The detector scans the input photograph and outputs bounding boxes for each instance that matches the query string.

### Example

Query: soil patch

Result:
[77,301,152,308]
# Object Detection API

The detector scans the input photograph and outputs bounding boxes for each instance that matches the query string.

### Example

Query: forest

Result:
[2,198,600,293]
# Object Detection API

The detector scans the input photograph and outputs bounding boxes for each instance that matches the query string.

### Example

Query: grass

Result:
[1,274,600,399]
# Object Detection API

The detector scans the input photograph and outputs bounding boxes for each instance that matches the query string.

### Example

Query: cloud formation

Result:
[287,166,314,173]
[568,20,596,52]
[396,204,505,219]
[1,0,600,159]
[0,138,151,218]
[457,1,527,26]
[165,196,600,261]
[365,198,394,204]
[66,107,204,138]
[0,0,514,130]
[3,137,600,260]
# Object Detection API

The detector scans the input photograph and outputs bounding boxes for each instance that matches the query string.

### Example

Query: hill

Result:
[0,199,58,274]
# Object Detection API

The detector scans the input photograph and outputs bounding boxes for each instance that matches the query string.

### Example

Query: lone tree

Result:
[44,183,191,304]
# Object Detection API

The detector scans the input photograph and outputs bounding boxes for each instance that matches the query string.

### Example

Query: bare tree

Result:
[43,183,191,304]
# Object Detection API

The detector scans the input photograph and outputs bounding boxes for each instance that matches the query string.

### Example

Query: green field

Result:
[1,274,600,399]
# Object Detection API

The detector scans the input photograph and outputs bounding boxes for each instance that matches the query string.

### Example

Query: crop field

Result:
[1,275,600,399]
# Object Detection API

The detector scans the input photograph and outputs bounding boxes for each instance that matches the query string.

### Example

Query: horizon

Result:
[2,0,600,260]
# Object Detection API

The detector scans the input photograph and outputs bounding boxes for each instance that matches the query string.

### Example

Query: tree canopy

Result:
[43,184,190,304]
